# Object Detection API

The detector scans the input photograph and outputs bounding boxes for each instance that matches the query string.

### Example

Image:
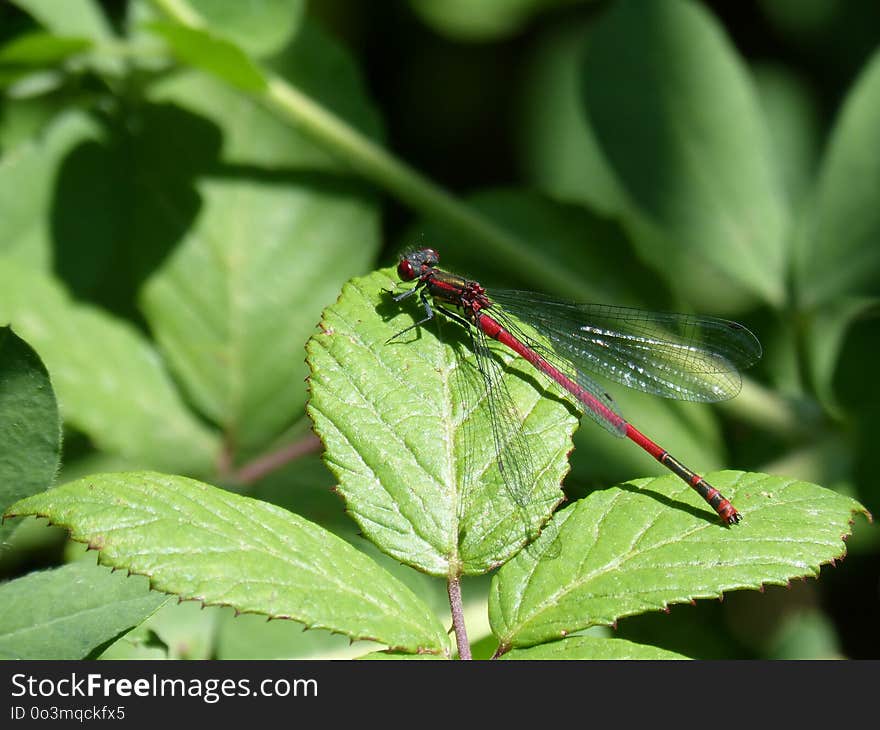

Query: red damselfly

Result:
[390,248,761,525]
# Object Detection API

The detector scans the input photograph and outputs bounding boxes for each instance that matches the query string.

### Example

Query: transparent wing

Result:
[490,290,762,403]
[459,325,540,512]
[463,326,564,557]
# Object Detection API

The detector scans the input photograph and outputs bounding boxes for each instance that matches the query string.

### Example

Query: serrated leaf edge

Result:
[497,471,871,650]
[3,507,447,657]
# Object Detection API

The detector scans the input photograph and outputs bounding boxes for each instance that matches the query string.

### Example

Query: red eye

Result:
[397,259,416,281]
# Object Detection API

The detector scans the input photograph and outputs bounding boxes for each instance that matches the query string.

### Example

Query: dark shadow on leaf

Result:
[617,481,720,524]
[50,103,220,323]
[50,101,378,329]
[374,290,409,325]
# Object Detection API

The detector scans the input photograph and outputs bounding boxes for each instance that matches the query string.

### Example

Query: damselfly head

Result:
[397,248,440,281]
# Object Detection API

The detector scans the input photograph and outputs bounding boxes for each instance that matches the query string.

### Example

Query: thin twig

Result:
[447,573,471,660]
[234,432,323,484]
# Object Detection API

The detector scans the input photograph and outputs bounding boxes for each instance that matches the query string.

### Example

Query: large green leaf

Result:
[10,0,121,76]
[148,21,383,169]
[409,0,575,41]
[6,472,449,654]
[517,21,628,216]
[751,63,821,211]
[501,635,687,659]
[10,0,114,42]
[188,0,305,58]
[139,22,382,457]
[0,559,167,660]
[490,471,869,651]
[0,326,60,547]
[139,178,378,457]
[307,268,578,575]
[0,109,103,270]
[0,260,218,472]
[582,0,789,307]
[266,20,384,149]
[802,297,878,416]
[795,48,880,308]
[0,31,91,67]
[147,22,267,92]
[833,315,880,516]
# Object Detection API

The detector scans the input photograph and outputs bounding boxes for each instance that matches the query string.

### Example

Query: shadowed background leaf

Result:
[0,558,167,659]
[0,261,219,473]
[582,0,789,310]
[0,326,60,547]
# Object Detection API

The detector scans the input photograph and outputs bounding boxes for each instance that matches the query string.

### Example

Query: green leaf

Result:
[405,188,660,309]
[215,610,366,660]
[139,22,382,456]
[357,650,449,660]
[0,559,167,660]
[97,627,169,660]
[101,600,220,660]
[765,608,842,660]
[832,314,880,516]
[10,0,121,77]
[306,268,578,575]
[0,260,219,472]
[0,95,62,150]
[0,109,104,270]
[501,635,688,659]
[0,326,60,547]
[10,0,114,42]
[802,297,878,416]
[582,0,789,307]
[517,20,628,216]
[0,32,91,66]
[489,471,870,651]
[148,20,383,169]
[139,177,378,456]
[266,20,384,147]
[147,21,267,93]
[795,49,880,308]
[409,0,571,41]
[751,63,821,211]
[5,472,450,654]
[188,0,305,58]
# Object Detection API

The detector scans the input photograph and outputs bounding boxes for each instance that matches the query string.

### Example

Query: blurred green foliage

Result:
[0,0,877,659]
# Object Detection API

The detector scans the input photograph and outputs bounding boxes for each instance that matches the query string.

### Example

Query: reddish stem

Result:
[447,574,471,660]
[233,432,322,484]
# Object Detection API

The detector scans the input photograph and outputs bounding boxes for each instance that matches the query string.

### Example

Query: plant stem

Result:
[447,574,471,660]
[152,0,205,27]
[234,432,323,484]
[150,0,587,300]
[264,76,585,298]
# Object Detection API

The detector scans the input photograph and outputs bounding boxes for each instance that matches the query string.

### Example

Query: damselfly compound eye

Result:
[397,258,416,281]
